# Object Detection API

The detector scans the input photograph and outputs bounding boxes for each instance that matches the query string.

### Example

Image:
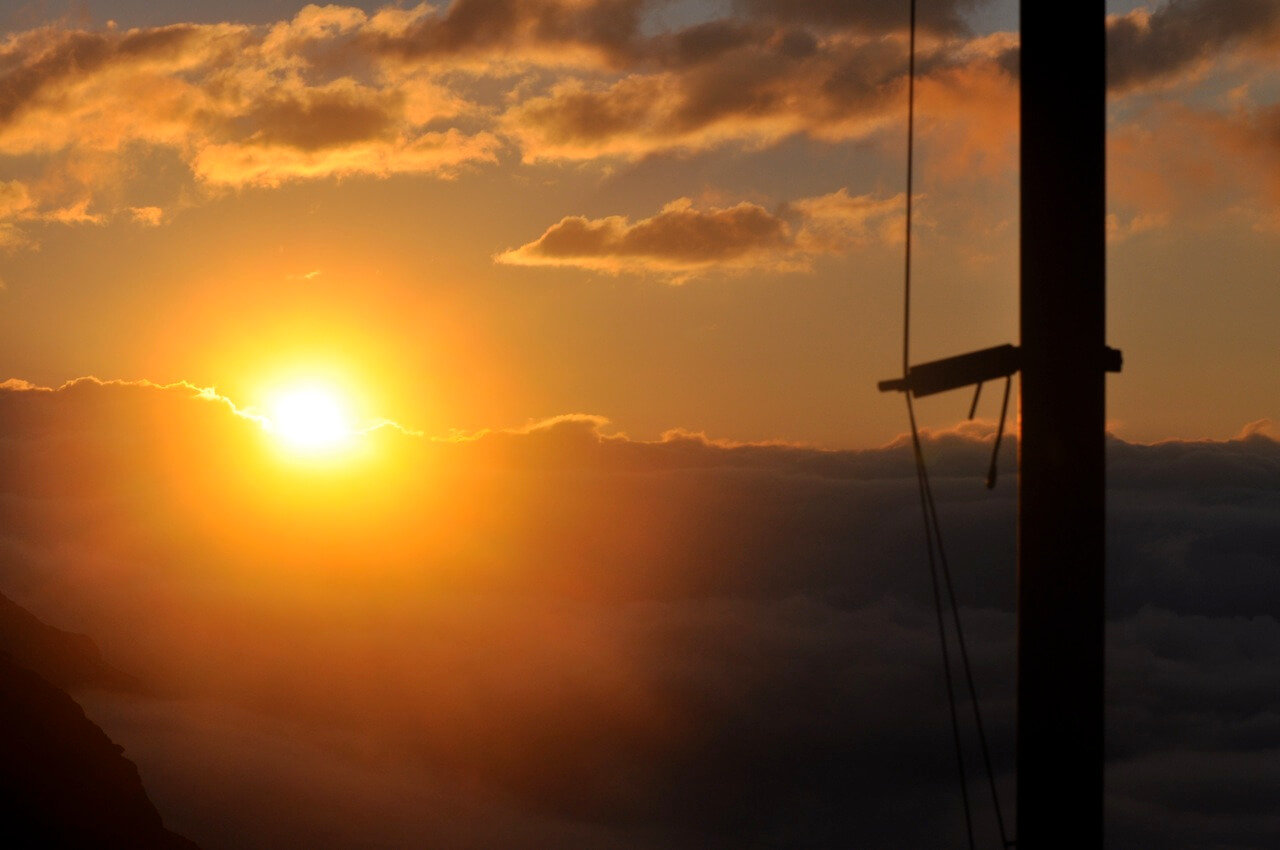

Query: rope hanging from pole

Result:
[895,2,1010,846]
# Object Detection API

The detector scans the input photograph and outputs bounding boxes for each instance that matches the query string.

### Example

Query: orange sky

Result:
[2,6,1279,847]
[1,0,1277,446]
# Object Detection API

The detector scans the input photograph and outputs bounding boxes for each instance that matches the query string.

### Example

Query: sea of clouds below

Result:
[1,380,1277,849]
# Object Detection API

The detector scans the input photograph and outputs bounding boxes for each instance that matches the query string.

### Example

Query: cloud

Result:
[350,0,649,68]
[1,378,1277,848]
[0,10,498,232]
[0,180,35,218]
[496,197,793,276]
[1107,0,1280,93]
[221,83,401,153]
[1238,418,1280,440]
[191,127,500,187]
[3,0,1277,250]
[1106,210,1170,242]
[128,205,164,226]
[502,32,1017,162]
[0,22,248,155]
[1107,608,1280,848]
[0,175,148,241]
[41,198,104,224]
[496,189,904,278]
[1108,96,1280,234]
[0,224,32,252]
[990,1,1280,95]
[353,0,978,72]
[273,0,981,76]
[731,0,982,36]
[0,4,1025,246]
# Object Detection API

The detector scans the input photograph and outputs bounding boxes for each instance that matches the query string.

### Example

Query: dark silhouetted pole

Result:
[1018,2,1107,847]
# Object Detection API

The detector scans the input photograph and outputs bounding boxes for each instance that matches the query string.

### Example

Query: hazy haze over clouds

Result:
[2,381,1277,848]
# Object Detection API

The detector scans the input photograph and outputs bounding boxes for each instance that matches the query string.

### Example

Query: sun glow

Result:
[267,384,354,452]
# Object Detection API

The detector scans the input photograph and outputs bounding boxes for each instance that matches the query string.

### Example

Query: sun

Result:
[266,384,354,453]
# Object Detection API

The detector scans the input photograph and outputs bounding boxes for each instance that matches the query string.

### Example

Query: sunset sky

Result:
[2,0,1276,446]
[2,2,1279,849]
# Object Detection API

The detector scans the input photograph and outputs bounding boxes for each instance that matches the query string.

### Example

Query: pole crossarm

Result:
[878,344,1120,398]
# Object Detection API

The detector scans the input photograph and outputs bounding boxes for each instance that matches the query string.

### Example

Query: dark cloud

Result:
[503,32,1015,161]
[0,380,1276,849]
[648,19,767,69]
[360,0,971,69]
[355,0,647,66]
[913,0,1280,97]
[731,0,980,36]
[231,88,400,152]
[0,24,228,127]
[0,31,113,125]
[1107,0,1280,91]
[1107,608,1280,848]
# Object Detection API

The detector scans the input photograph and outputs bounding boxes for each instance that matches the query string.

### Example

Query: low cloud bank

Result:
[0,379,1276,848]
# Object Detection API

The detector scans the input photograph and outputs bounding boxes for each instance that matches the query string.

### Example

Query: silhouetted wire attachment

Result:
[879,345,1122,489]
[878,343,1021,398]
[879,344,1020,489]
[984,376,1014,490]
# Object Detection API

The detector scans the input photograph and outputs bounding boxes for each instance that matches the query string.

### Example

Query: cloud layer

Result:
[0,1,1013,252]
[1,379,1277,848]
[1,1,1277,264]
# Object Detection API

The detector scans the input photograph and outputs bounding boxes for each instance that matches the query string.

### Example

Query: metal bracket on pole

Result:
[879,344,1120,490]
[878,343,1121,398]
[878,344,1021,397]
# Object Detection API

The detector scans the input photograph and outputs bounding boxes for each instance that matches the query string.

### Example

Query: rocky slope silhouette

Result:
[0,591,139,692]
[0,592,199,848]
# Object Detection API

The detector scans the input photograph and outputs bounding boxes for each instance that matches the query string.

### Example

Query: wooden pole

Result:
[1018,2,1107,847]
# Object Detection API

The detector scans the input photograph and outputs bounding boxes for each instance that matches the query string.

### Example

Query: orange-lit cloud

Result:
[0,375,267,426]
[0,4,1019,245]
[191,126,500,187]
[0,10,496,231]
[1,0,1276,252]
[127,205,165,226]
[1108,95,1280,236]
[496,189,905,278]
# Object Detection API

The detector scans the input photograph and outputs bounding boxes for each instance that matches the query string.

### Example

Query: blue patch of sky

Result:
[965,0,1016,34]
[27,0,733,33]
[12,0,1169,36]
[1106,0,1156,15]
[967,0,1166,35]
[7,0,387,29]
[639,0,730,35]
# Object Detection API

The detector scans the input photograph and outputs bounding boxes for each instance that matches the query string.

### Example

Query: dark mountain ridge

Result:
[0,591,140,692]
[0,591,199,849]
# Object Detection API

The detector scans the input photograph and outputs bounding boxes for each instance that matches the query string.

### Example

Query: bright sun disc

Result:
[268,385,353,452]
